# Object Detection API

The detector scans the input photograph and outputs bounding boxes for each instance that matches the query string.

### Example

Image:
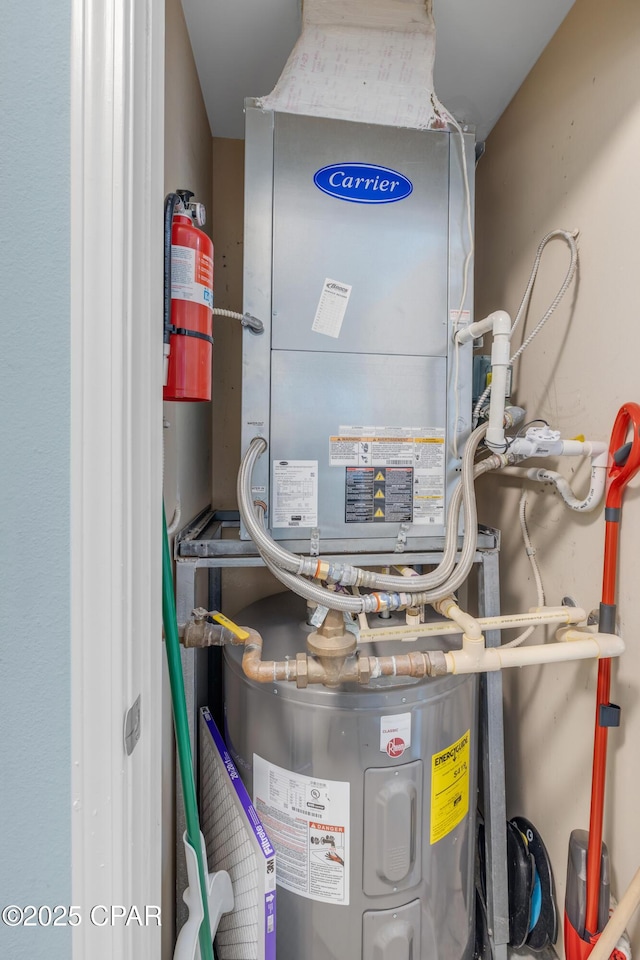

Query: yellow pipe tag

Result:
[210,612,249,641]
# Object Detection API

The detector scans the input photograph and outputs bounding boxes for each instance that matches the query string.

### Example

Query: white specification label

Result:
[412,434,446,525]
[380,713,412,758]
[329,426,445,524]
[311,278,352,338]
[253,755,350,905]
[272,460,318,528]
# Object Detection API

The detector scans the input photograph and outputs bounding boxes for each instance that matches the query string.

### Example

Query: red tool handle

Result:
[584,402,640,937]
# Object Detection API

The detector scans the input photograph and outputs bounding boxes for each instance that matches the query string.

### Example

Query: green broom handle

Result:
[162,507,214,960]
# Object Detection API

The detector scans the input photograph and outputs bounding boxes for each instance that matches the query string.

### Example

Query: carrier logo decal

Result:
[313,163,413,204]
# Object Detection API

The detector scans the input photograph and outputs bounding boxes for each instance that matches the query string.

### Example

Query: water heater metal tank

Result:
[224,593,478,960]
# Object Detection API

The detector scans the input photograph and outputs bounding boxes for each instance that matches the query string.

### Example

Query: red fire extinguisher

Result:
[163,189,214,402]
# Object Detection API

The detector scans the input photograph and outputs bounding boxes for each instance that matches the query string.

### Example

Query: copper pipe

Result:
[240,628,445,687]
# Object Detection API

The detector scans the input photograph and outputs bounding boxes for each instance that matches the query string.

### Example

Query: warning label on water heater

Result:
[430,729,470,844]
[330,426,445,524]
[253,755,350,905]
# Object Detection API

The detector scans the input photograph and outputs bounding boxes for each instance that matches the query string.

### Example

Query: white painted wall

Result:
[475,0,640,950]
[0,4,71,959]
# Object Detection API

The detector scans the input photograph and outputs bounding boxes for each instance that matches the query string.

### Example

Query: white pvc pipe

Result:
[485,311,512,451]
[457,310,512,449]
[444,632,624,674]
[455,310,503,345]
[499,437,608,512]
[356,606,586,644]
[588,867,640,960]
[434,595,483,641]
[527,466,606,512]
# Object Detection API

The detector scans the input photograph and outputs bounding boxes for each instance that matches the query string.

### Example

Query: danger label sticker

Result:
[430,730,470,844]
[253,755,350,905]
[330,426,445,524]
[345,466,413,523]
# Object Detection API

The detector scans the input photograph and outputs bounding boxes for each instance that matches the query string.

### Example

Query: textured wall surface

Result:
[0,3,72,958]
[475,0,640,951]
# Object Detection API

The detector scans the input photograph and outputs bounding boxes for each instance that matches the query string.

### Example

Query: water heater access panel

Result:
[241,102,474,548]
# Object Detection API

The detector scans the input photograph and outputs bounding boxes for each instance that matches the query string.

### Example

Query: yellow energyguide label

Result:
[430,729,470,844]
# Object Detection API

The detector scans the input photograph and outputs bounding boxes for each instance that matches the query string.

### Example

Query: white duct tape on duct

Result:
[259,0,449,129]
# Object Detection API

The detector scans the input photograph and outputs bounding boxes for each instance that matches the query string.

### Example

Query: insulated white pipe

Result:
[587,867,640,960]
[444,632,624,674]
[356,606,586,644]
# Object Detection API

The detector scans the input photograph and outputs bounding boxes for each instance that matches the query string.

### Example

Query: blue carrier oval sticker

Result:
[313,163,413,204]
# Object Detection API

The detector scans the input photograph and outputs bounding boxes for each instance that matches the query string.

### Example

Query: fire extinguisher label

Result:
[171,244,213,310]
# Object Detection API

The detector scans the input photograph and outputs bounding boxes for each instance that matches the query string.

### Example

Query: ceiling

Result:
[181,0,575,143]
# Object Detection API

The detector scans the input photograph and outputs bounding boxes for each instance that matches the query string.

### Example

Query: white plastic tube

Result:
[455,310,512,452]
[526,466,606,512]
[444,631,624,674]
[499,436,607,512]
[433,595,483,641]
[499,490,545,649]
[472,230,579,428]
[485,311,512,451]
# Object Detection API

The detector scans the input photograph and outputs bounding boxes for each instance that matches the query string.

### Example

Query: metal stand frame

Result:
[174,507,509,958]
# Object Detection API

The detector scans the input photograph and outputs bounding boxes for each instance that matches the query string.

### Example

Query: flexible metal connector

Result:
[237,424,495,611]
[212,307,264,333]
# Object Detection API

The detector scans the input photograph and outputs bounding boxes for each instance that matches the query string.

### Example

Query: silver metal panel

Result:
[478,549,510,949]
[241,101,275,515]
[241,105,475,543]
[270,349,446,541]
[271,114,450,357]
[175,508,500,561]
[445,131,476,454]
[362,898,422,960]
[363,760,423,897]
